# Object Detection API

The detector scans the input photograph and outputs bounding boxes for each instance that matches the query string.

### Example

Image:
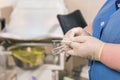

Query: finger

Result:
[64,27,83,39]
[73,27,83,36]
[70,36,88,43]
[63,44,73,52]
[61,39,72,45]
[64,29,75,38]
[67,50,75,56]
[62,28,84,45]
[69,42,80,49]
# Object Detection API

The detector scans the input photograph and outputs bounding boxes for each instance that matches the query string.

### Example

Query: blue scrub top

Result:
[90,0,120,80]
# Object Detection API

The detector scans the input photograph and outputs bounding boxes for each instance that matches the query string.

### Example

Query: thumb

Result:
[70,36,88,43]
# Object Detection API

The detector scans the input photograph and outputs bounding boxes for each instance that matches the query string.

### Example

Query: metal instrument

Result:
[52,40,72,62]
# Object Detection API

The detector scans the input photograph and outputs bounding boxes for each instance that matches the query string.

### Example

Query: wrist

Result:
[93,42,105,61]
[97,43,105,61]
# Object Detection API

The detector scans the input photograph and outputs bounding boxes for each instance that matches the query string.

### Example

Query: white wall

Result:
[65,0,106,24]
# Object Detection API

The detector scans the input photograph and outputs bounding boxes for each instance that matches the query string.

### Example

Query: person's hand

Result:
[63,27,90,41]
[62,27,91,54]
[65,36,105,61]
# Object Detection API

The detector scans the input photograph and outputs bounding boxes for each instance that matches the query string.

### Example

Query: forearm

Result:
[100,43,120,71]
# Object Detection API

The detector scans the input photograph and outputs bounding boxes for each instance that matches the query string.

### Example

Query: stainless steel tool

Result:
[51,40,72,62]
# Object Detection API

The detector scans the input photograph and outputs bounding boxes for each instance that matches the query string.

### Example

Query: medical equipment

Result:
[0,38,65,80]
[52,40,73,62]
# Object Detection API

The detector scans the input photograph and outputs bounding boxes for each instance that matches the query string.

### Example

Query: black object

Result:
[57,10,87,62]
[0,18,5,30]
[65,54,71,62]
[57,10,87,34]
[115,0,120,10]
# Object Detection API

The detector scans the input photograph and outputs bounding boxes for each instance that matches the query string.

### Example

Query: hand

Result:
[63,27,90,41]
[62,27,91,54]
[65,36,105,61]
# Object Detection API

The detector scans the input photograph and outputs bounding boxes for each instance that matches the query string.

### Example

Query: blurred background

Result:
[0,0,105,80]
[0,0,105,24]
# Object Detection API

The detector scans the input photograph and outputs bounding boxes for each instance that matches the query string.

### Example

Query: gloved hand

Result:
[63,36,105,61]
[63,27,90,41]
[62,27,91,53]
